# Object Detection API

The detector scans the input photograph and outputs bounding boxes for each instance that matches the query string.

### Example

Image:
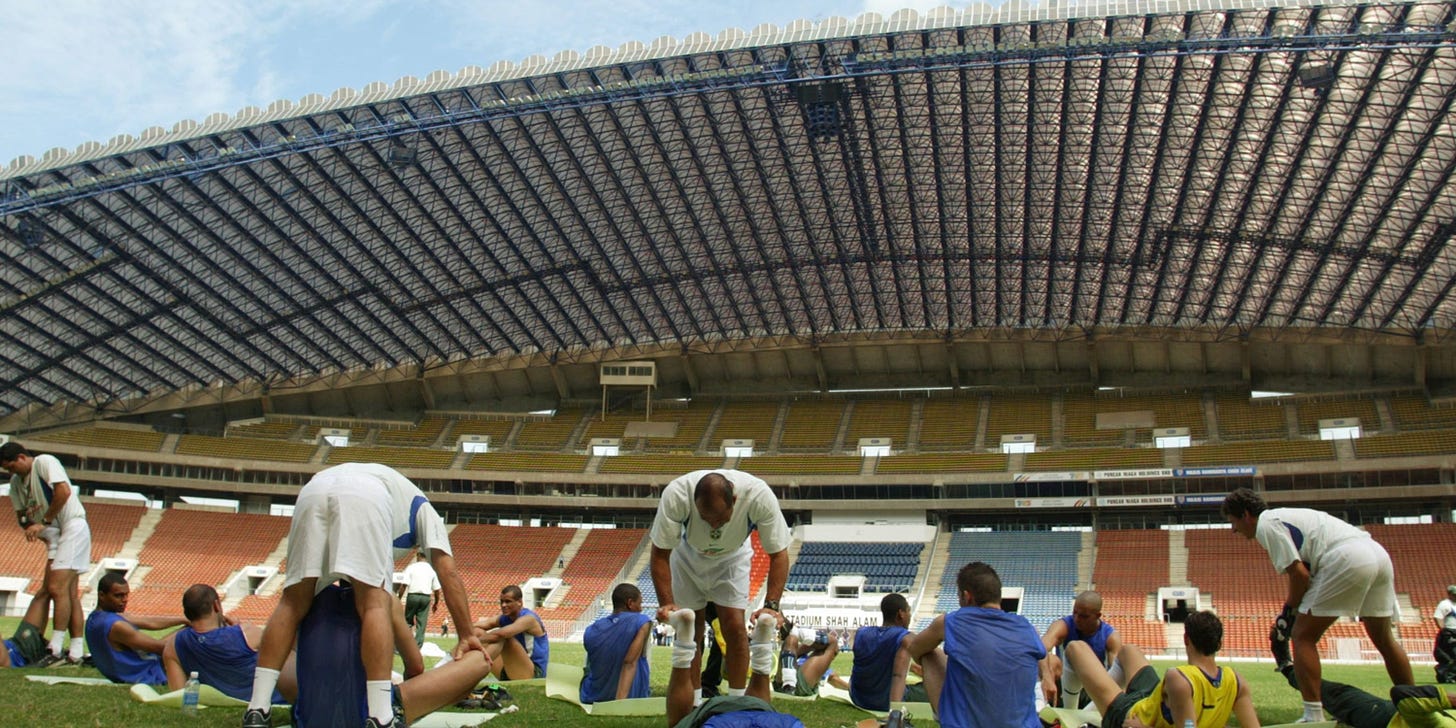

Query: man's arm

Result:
[615,621,652,700]
[390,599,426,679]
[431,587,442,613]
[1284,560,1313,612]
[124,614,187,632]
[1038,620,1070,705]
[429,550,486,658]
[889,637,914,702]
[162,639,187,691]
[484,613,539,641]
[751,549,789,624]
[107,619,176,655]
[1233,673,1261,727]
[1161,668,1197,726]
[904,616,944,661]
[39,476,72,525]
[650,545,676,622]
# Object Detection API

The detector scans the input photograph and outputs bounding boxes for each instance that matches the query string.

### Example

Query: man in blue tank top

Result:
[1038,590,1124,708]
[471,584,550,680]
[850,592,932,711]
[162,584,296,704]
[905,561,1046,728]
[581,583,653,703]
[293,583,495,728]
[84,573,185,686]
[665,608,804,728]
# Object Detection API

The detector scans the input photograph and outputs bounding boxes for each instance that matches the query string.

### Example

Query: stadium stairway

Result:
[549,528,592,579]
[1076,531,1094,590]
[221,530,292,612]
[1168,529,1188,584]
[113,507,164,562]
[912,534,951,627]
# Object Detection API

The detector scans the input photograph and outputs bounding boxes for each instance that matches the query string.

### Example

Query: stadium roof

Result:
[2,0,1455,427]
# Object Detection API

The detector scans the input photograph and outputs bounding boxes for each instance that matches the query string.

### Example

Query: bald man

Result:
[649,470,791,703]
[1038,590,1124,708]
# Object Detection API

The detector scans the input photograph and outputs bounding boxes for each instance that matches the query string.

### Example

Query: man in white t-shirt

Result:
[243,463,486,728]
[649,470,791,703]
[1223,487,1413,722]
[1,441,91,666]
[1435,585,1456,683]
[401,552,440,647]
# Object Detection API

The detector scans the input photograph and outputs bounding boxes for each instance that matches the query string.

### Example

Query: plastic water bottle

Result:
[182,671,200,716]
[1183,719,1195,728]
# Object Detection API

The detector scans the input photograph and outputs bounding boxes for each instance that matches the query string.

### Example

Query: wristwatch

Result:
[762,599,780,612]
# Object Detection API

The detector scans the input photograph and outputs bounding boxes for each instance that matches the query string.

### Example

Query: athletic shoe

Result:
[241,708,272,728]
[363,717,403,728]
[1270,623,1293,672]
[34,653,64,668]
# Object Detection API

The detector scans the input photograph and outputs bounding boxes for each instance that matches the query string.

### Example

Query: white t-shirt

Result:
[649,469,791,558]
[402,560,441,595]
[1436,598,1456,630]
[308,462,451,560]
[8,454,86,526]
[1255,507,1369,574]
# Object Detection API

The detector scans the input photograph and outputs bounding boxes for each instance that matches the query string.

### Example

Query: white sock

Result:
[67,638,84,660]
[367,679,394,722]
[728,686,746,697]
[749,614,777,676]
[1302,700,1325,722]
[669,608,697,669]
[248,667,280,711]
[48,631,65,656]
[780,654,798,688]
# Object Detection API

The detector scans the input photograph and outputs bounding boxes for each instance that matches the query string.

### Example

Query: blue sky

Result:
[0,0,972,167]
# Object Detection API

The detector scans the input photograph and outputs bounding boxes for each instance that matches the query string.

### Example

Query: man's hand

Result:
[655,603,678,623]
[1041,653,1064,705]
[22,523,44,542]
[455,632,487,661]
[750,605,785,629]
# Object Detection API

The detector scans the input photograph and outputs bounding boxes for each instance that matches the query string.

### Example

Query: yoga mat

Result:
[131,682,499,725]
[25,675,121,687]
[819,682,937,723]
[1039,705,1101,726]
[544,663,667,716]
[129,682,247,707]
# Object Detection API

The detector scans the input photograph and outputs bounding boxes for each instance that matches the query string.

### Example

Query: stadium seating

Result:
[35,427,165,452]
[1092,530,1169,621]
[639,400,718,452]
[325,444,455,469]
[535,528,646,628]
[873,452,1007,474]
[1354,429,1456,459]
[84,501,148,563]
[842,399,914,451]
[984,394,1053,446]
[126,509,290,617]
[1024,447,1163,471]
[777,400,845,451]
[575,408,640,449]
[449,417,516,443]
[1296,398,1380,437]
[932,531,1080,634]
[739,455,863,476]
[225,420,301,440]
[712,401,781,448]
[597,454,726,475]
[465,452,589,473]
[446,524,577,620]
[785,541,922,593]
[917,397,980,450]
[175,434,317,463]
[514,407,587,450]
[1389,394,1456,431]
[1180,439,1334,466]
[1062,391,1129,448]
[1366,522,1456,609]
[1184,528,1283,655]
[1212,395,1288,441]
[375,415,451,447]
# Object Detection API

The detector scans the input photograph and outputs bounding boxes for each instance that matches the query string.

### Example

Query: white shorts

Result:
[669,541,752,611]
[1302,538,1397,618]
[284,475,392,591]
[43,520,91,573]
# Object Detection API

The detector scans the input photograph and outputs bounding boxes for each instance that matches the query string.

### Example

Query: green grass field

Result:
[0,616,1422,727]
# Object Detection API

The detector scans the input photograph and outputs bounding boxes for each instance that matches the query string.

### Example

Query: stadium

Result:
[3,0,1456,724]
